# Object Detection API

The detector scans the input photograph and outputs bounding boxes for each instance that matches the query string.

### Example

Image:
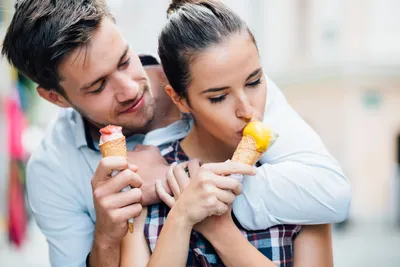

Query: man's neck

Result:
[85,105,181,144]
[148,104,181,132]
[180,125,235,163]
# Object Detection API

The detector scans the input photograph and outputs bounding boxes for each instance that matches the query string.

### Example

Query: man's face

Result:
[58,18,155,136]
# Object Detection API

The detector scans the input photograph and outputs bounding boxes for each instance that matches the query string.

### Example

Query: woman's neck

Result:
[180,125,235,163]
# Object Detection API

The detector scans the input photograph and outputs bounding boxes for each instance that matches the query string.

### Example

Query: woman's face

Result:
[173,32,267,149]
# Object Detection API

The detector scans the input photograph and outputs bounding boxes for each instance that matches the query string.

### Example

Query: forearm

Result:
[203,223,276,267]
[293,224,333,267]
[234,75,351,230]
[233,158,350,230]
[120,208,150,267]
[89,237,120,267]
[148,208,192,267]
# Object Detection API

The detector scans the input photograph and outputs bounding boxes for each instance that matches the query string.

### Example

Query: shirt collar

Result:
[69,108,90,150]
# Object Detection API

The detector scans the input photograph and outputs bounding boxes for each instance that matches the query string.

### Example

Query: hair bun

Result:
[167,0,202,16]
[167,0,186,15]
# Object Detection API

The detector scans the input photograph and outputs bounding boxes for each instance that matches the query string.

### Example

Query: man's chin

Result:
[120,116,155,137]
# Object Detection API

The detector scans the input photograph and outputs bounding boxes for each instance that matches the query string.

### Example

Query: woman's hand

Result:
[156,159,255,228]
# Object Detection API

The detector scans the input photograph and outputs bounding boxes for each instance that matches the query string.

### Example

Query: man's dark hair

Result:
[1,0,114,95]
[158,0,257,100]
[139,54,160,67]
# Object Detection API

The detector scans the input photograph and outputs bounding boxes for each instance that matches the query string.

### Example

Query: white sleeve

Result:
[233,76,351,230]
[26,155,94,267]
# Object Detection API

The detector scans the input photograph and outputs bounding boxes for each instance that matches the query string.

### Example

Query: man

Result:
[2,1,350,267]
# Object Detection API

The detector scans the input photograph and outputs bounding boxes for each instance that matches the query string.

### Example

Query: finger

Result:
[203,161,256,176]
[187,159,202,177]
[214,176,243,195]
[112,203,143,222]
[213,201,229,216]
[110,165,138,177]
[214,188,236,205]
[128,163,139,172]
[101,188,142,209]
[156,180,175,208]
[106,170,143,193]
[94,156,129,182]
[173,163,190,189]
[167,163,181,197]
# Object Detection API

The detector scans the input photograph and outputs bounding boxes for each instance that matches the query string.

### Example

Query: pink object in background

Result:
[5,95,28,247]
[5,95,27,160]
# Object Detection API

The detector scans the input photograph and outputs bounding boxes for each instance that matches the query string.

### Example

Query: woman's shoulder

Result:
[163,140,189,164]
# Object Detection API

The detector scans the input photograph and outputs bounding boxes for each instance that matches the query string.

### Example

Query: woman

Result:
[121,1,333,266]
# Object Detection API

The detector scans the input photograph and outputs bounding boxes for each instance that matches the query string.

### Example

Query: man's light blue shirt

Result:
[26,77,351,267]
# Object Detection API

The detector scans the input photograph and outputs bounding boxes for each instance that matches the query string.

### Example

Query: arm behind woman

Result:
[293,224,334,267]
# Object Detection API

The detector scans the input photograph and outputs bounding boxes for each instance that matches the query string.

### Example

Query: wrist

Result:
[91,231,121,267]
[93,230,121,252]
[202,218,236,241]
[169,204,195,232]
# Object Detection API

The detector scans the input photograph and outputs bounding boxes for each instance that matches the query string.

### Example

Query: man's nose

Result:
[113,73,141,102]
[236,94,254,122]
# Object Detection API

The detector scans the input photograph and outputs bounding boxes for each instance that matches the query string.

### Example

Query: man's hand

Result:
[91,156,143,248]
[127,145,171,205]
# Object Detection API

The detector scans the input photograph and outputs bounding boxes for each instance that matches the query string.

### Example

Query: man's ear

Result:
[164,85,190,113]
[37,86,70,108]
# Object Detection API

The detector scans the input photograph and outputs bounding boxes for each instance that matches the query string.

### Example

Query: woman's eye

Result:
[247,78,261,87]
[209,95,227,104]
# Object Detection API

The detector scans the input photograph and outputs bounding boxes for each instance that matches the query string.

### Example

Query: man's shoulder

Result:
[28,108,82,171]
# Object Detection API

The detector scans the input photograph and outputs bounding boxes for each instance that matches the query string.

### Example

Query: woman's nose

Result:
[236,95,254,121]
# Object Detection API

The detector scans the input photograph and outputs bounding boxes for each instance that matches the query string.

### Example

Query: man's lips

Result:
[119,95,145,115]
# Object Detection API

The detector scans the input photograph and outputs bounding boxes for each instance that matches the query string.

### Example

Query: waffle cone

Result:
[99,137,127,157]
[232,135,262,165]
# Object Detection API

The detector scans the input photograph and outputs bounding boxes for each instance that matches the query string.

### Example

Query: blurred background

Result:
[1,0,400,266]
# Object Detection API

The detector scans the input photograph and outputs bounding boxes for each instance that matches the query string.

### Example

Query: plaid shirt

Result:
[144,141,301,267]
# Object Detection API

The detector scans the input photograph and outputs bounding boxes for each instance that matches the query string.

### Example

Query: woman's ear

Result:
[37,86,70,108]
[165,85,191,113]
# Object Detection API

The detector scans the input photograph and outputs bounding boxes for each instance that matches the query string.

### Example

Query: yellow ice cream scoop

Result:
[242,121,277,153]
[232,121,278,166]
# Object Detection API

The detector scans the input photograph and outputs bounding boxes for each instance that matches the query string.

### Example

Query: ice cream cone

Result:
[99,128,134,234]
[232,121,278,166]
[231,135,262,165]
[99,136,127,157]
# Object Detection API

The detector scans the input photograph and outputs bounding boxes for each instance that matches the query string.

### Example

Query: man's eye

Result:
[247,78,261,87]
[90,80,106,94]
[209,95,227,104]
